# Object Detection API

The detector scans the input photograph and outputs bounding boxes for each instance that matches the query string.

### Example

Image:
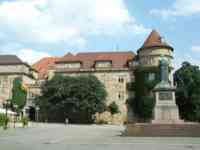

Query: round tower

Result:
[138,30,174,68]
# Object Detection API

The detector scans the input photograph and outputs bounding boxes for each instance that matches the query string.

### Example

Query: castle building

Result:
[32,30,174,123]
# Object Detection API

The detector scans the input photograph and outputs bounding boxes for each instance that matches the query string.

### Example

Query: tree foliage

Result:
[11,77,27,111]
[174,62,200,121]
[35,74,107,123]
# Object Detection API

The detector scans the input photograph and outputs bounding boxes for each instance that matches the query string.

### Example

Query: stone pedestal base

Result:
[152,85,183,124]
[152,105,183,124]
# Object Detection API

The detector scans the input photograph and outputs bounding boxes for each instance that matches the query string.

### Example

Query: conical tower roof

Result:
[138,30,173,51]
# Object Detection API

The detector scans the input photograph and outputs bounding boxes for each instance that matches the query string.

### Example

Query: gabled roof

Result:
[138,30,173,51]
[56,51,135,69]
[0,55,23,65]
[32,57,59,79]
[58,53,81,63]
[0,55,38,73]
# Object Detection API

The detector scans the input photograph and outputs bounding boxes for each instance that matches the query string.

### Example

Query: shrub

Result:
[94,111,111,124]
[21,116,29,127]
[0,113,9,127]
[136,96,155,121]
[95,119,108,124]
[108,102,120,115]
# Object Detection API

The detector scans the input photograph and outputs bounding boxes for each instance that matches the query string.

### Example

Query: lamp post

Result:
[3,99,11,130]
[35,106,40,122]
[13,104,18,128]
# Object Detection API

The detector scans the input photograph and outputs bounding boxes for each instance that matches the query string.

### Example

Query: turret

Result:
[138,30,173,68]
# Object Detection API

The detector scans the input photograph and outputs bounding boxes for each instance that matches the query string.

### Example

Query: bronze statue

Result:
[160,55,169,83]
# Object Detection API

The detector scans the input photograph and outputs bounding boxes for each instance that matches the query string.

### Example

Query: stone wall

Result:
[94,71,133,116]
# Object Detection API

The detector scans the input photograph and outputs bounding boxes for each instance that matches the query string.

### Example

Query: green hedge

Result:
[130,66,159,121]
[12,78,27,111]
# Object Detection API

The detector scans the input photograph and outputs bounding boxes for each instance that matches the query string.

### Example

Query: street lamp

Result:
[3,99,11,130]
[35,106,40,122]
[13,104,18,128]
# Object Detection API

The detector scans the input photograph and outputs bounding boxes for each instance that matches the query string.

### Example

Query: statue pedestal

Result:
[152,82,183,124]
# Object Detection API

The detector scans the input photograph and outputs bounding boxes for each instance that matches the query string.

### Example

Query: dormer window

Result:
[95,60,112,68]
[66,62,81,68]
[57,61,81,69]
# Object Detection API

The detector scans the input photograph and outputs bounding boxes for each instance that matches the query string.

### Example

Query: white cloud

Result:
[150,0,200,18]
[191,45,200,52]
[0,0,148,47]
[16,48,51,64]
[0,48,51,64]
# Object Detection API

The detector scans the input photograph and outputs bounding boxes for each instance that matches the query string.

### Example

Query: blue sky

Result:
[0,0,200,69]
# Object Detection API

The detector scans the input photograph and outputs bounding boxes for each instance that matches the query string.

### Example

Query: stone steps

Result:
[124,123,200,137]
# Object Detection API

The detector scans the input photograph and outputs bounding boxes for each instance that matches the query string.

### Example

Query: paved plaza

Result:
[0,123,200,150]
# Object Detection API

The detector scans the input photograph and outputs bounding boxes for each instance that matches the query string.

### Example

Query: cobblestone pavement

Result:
[0,123,200,150]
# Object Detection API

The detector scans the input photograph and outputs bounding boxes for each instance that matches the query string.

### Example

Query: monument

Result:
[152,56,183,124]
[125,30,200,137]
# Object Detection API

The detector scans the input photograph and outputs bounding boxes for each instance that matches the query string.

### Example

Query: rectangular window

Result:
[95,61,112,68]
[148,73,155,81]
[118,91,125,100]
[118,75,126,83]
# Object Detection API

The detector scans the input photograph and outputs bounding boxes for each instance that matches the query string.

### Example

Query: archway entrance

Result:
[29,106,36,121]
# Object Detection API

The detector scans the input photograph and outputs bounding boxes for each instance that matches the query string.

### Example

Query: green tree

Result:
[11,77,27,111]
[35,74,107,123]
[174,62,200,122]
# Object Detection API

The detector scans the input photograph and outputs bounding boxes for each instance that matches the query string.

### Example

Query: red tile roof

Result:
[32,57,59,79]
[56,51,135,69]
[138,30,173,51]
[33,51,135,79]
[58,52,81,62]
